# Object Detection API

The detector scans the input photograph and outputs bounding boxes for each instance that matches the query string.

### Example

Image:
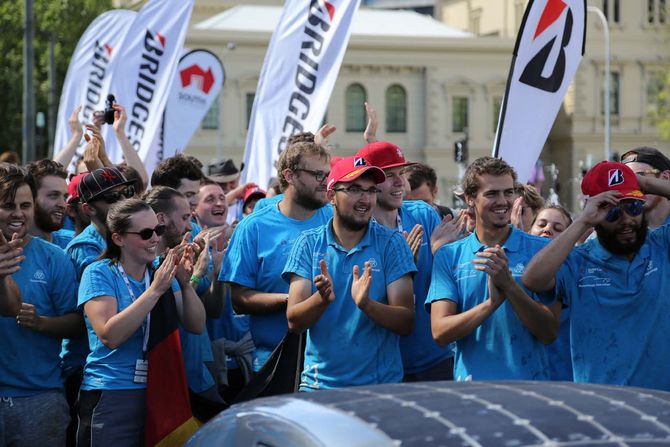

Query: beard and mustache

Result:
[595,215,648,257]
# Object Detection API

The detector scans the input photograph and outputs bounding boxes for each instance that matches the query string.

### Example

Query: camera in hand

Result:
[103,94,116,125]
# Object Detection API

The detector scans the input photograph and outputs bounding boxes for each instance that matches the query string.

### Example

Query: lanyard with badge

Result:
[117,263,151,384]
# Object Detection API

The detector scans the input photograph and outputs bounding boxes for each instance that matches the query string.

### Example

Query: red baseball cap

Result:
[242,185,266,206]
[326,156,386,191]
[354,141,416,170]
[581,161,646,201]
[67,172,90,204]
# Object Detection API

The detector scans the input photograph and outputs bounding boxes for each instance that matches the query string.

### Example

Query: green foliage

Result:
[655,71,670,141]
[0,0,112,161]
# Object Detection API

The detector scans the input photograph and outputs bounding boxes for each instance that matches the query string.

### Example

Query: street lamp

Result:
[587,5,611,162]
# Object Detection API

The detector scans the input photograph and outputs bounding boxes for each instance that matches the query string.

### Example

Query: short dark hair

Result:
[406,163,437,191]
[0,163,34,203]
[463,156,517,198]
[117,164,145,195]
[142,186,185,214]
[102,198,152,260]
[25,159,67,191]
[151,154,204,189]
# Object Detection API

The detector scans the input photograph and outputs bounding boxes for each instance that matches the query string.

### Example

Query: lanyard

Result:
[117,263,151,355]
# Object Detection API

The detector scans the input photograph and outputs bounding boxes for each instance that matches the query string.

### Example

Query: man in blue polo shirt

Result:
[427,156,560,381]
[0,163,79,445]
[220,137,333,371]
[523,160,670,390]
[283,156,416,390]
[355,141,460,381]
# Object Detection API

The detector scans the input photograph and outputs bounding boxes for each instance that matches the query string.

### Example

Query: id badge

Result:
[134,359,148,384]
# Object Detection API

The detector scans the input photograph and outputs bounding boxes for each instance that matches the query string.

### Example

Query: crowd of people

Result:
[1,100,670,446]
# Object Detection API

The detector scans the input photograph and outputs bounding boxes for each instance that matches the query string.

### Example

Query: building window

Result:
[601,71,620,116]
[452,96,469,132]
[492,96,503,132]
[469,8,482,35]
[201,95,219,130]
[603,0,620,23]
[345,83,367,132]
[385,84,407,133]
[648,0,667,23]
[246,93,255,129]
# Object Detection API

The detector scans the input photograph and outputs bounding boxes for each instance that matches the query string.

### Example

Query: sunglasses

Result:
[124,224,167,240]
[605,200,644,222]
[98,185,135,204]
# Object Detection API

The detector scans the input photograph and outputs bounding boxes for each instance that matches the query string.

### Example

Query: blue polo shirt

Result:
[253,194,283,213]
[391,200,455,374]
[52,229,75,250]
[426,227,553,381]
[555,223,670,390]
[0,237,78,397]
[282,219,416,391]
[220,202,333,370]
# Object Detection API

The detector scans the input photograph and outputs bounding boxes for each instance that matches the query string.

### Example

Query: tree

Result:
[655,71,670,141]
[0,0,112,162]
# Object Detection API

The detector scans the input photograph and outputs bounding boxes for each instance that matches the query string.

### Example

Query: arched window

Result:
[386,84,407,133]
[345,83,367,132]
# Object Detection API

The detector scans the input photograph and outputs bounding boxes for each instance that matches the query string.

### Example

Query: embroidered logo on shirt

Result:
[512,263,525,275]
[30,269,47,284]
[644,260,658,277]
[578,275,612,288]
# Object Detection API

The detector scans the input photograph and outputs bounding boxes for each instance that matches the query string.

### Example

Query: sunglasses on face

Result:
[98,186,135,204]
[605,200,644,222]
[124,224,167,240]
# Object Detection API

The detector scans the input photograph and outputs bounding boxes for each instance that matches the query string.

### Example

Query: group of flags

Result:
[54,0,587,444]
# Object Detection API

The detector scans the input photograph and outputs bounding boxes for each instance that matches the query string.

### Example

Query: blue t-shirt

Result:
[62,223,107,373]
[206,286,251,370]
[78,259,151,390]
[391,200,455,374]
[547,307,573,381]
[190,220,202,242]
[426,227,553,381]
[220,201,333,370]
[555,224,670,390]
[253,194,283,213]
[52,229,75,250]
[282,219,416,391]
[0,237,77,397]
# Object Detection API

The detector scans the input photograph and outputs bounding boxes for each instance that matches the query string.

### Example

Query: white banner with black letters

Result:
[241,0,361,189]
[103,0,194,174]
[493,0,586,183]
[53,9,136,172]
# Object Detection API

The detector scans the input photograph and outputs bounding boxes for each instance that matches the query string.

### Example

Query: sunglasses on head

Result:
[124,224,166,240]
[98,185,135,204]
[605,200,644,222]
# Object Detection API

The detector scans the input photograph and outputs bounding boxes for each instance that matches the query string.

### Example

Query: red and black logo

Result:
[180,64,215,94]
[519,0,572,93]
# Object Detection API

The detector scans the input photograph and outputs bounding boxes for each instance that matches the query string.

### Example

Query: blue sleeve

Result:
[219,219,258,288]
[554,249,578,308]
[426,247,458,310]
[78,262,116,308]
[281,233,313,283]
[383,232,417,285]
[68,243,103,280]
[48,249,78,315]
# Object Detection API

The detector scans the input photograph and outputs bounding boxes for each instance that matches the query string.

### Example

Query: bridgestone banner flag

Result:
[162,49,225,159]
[241,0,361,189]
[103,0,194,174]
[493,0,586,183]
[53,9,136,172]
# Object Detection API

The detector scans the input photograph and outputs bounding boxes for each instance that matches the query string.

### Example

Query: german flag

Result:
[145,284,200,446]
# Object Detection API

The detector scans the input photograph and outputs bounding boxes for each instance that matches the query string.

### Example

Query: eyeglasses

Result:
[605,200,644,222]
[294,168,329,182]
[332,186,382,197]
[124,224,166,240]
[97,185,135,204]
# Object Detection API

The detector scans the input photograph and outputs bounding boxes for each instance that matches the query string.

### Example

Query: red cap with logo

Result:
[242,185,266,206]
[581,161,646,201]
[67,172,90,204]
[354,141,416,170]
[326,156,386,191]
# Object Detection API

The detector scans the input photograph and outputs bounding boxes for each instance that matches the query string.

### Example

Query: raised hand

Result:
[0,233,25,278]
[112,103,127,134]
[150,250,178,295]
[510,196,525,231]
[314,123,336,148]
[403,223,423,262]
[192,235,211,279]
[313,260,335,303]
[351,262,372,309]
[431,210,468,254]
[175,244,195,286]
[363,102,378,144]
[578,190,622,227]
[68,105,83,140]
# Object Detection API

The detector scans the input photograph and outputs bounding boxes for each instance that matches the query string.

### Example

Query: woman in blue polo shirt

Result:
[76,199,205,446]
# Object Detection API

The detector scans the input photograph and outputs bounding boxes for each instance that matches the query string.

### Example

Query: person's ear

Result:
[156,212,167,225]
[327,189,336,205]
[282,168,295,186]
[81,201,96,217]
[111,232,124,248]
